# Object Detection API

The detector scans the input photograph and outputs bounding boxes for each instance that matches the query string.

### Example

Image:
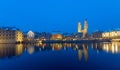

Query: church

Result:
[78,19,88,38]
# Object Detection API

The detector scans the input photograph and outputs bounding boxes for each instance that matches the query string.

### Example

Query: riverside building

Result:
[0,27,24,43]
[102,30,120,39]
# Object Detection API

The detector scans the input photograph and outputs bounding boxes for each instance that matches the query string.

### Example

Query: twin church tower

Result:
[78,19,88,38]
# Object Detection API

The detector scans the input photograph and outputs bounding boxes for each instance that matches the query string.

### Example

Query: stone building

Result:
[50,34,63,40]
[0,27,24,43]
[92,31,103,39]
[78,19,88,38]
[102,30,120,39]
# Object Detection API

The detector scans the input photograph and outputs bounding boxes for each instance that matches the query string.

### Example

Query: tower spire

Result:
[78,21,82,32]
[83,19,88,37]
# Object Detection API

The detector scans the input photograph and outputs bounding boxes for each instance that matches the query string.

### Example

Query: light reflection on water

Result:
[0,42,120,60]
[1,42,120,70]
[92,42,120,54]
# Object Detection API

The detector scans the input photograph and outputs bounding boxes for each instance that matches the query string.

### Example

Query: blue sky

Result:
[0,0,120,33]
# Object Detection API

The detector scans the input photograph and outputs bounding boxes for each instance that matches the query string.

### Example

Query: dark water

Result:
[0,42,120,70]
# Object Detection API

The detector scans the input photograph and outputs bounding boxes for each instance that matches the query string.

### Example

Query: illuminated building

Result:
[83,19,88,38]
[77,19,88,38]
[78,22,82,32]
[73,33,83,40]
[15,30,24,43]
[92,31,103,39]
[39,32,52,40]
[0,27,24,43]
[63,36,72,40]
[50,34,63,40]
[62,33,73,40]
[27,30,35,39]
[102,30,120,39]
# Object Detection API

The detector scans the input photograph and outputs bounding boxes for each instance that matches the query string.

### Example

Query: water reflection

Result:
[78,46,88,61]
[92,42,120,54]
[0,44,24,58]
[27,44,35,54]
[0,42,120,60]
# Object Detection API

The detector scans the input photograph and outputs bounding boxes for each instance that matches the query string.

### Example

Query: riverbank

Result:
[42,39,111,43]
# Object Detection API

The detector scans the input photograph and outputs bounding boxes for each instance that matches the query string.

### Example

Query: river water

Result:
[0,42,120,70]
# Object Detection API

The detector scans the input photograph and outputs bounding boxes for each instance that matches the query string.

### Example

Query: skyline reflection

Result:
[0,44,24,58]
[0,42,120,60]
[92,42,120,54]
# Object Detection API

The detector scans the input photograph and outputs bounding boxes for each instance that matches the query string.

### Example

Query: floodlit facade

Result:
[50,34,63,40]
[78,22,82,32]
[78,19,88,38]
[15,30,24,43]
[0,27,24,43]
[27,31,35,39]
[102,30,120,39]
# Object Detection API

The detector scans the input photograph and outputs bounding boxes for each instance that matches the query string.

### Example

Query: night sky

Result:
[0,0,120,33]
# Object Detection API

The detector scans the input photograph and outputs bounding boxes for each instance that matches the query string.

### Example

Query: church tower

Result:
[83,19,88,37]
[78,22,82,33]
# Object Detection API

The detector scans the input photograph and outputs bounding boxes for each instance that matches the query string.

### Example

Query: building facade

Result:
[78,19,88,38]
[50,34,63,40]
[39,32,52,40]
[102,30,120,39]
[27,30,35,39]
[92,31,103,39]
[0,27,24,43]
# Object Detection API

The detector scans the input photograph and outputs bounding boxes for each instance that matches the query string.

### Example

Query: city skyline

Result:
[0,19,119,34]
[0,0,120,70]
[0,0,120,33]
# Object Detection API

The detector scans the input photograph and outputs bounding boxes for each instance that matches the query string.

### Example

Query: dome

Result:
[27,31,35,38]
[50,34,63,40]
